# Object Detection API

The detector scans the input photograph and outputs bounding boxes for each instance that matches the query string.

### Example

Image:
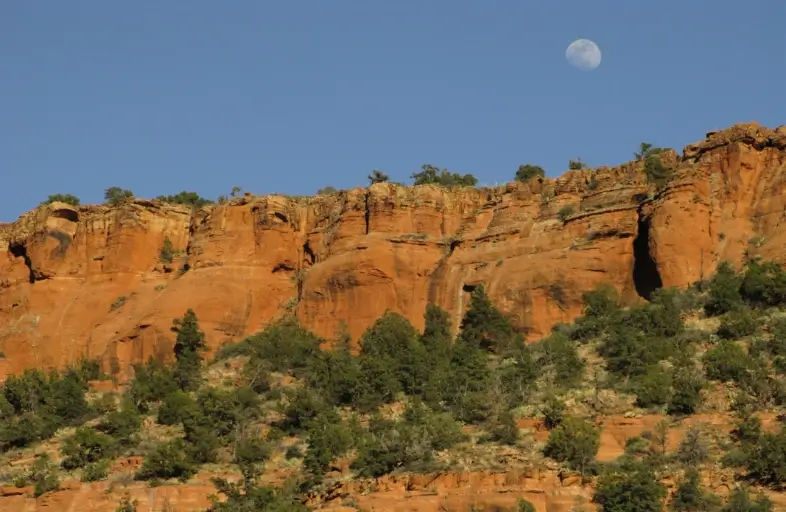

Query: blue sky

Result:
[1,1,783,220]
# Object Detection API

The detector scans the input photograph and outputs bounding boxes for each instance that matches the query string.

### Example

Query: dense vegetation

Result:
[4,257,786,510]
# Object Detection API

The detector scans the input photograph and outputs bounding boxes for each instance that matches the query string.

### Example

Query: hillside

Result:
[1,122,785,382]
[1,122,786,512]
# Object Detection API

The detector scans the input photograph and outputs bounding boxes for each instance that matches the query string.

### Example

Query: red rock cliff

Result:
[1,122,785,379]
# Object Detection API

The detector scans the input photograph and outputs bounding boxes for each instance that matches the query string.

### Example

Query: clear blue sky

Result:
[2,1,783,221]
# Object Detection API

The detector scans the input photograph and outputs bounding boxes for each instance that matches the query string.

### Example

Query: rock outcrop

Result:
[1,122,785,379]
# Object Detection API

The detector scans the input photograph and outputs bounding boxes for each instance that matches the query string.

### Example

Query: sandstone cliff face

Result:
[1,123,785,379]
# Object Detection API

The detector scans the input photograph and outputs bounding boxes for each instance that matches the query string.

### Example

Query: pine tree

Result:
[459,285,516,352]
[171,309,207,391]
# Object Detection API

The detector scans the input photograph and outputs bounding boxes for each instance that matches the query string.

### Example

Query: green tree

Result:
[594,458,666,512]
[569,158,589,170]
[60,427,117,470]
[231,186,243,197]
[721,486,773,512]
[104,187,134,206]
[317,186,337,195]
[635,142,654,161]
[705,261,743,317]
[670,468,721,511]
[136,439,196,482]
[557,205,575,222]
[171,309,207,392]
[155,191,212,209]
[368,170,389,185]
[543,416,599,476]
[514,164,545,182]
[43,193,80,206]
[459,285,516,352]
[411,164,477,187]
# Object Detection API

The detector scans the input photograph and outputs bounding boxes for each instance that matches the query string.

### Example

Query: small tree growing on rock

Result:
[367,170,389,185]
[515,164,545,182]
[104,187,134,206]
[171,309,207,392]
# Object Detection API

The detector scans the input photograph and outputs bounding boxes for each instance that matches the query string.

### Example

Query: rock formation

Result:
[0,122,785,380]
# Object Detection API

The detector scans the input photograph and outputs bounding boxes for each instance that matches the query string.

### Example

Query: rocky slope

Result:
[1,122,785,380]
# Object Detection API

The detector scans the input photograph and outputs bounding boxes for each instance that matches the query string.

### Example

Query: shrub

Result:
[569,158,588,170]
[721,486,773,511]
[668,370,704,416]
[115,493,139,512]
[411,164,477,187]
[677,426,709,466]
[538,333,585,387]
[517,499,536,512]
[634,365,672,408]
[368,170,389,184]
[157,391,198,426]
[136,439,196,482]
[317,186,337,195]
[543,416,599,476]
[705,261,743,317]
[43,193,80,206]
[82,459,110,482]
[670,468,721,511]
[703,340,751,382]
[60,427,117,470]
[104,187,134,206]
[160,236,175,264]
[155,191,212,209]
[514,165,545,182]
[717,308,757,339]
[557,205,575,222]
[28,454,60,497]
[594,458,666,512]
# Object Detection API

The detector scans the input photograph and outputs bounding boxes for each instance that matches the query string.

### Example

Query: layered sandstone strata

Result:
[0,122,784,379]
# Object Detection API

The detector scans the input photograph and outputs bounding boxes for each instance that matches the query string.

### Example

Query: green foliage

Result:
[136,439,196,482]
[207,476,308,512]
[303,414,354,479]
[160,236,175,263]
[634,142,655,161]
[317,186,337,195]
[704,340,751,382]
[668,368,704,416]
[537,333,585,387]
[460,285,517,352]
[172,309,207,391]
[352,401,465,477]
[115,493,139,512]
[717,308,757,340]
[411,164,477,187]
[155,191,212,209]
[514,164,545,182]
[557,205,575,222]
[569,158,588,170]
[368,170,389,184]
[740,259,786,308]
[44,193,80,206]
[670,468,721,511]
[543,416,599,475]
[60,427,117,470]
[517,499,536,512]
[104,186,134,206]
[28,454,60,497]
[82,459,110,482]
[634,365,672,408]
[677,426,710,466]
[721,486,773,512]
[157,391,198,426]
[705,261,743,317]
[643,152,672,189]
[594,458,666,512]
[97,402,142,445]
[128,357,178,412]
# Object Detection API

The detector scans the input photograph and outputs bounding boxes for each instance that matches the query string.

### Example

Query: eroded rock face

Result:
[0,123,785,379]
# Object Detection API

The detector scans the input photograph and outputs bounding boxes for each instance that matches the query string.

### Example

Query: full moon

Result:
[565,39,602,71]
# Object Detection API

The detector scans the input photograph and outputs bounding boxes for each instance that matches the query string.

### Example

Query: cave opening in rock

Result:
[632,214,663,300]
[9,243,36,284]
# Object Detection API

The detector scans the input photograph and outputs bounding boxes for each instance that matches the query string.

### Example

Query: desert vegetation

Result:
[3,258,786,509]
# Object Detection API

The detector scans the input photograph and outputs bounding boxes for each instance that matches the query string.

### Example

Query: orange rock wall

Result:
[0,123,785,379]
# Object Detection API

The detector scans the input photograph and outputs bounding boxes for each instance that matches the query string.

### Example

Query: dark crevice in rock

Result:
[364,191,371,235]
[9,242,37,284]
[49,208,79,223]
[274,212,288,224]
[272,263,295,273]
[303,240,316,265]
[632,208,663,300]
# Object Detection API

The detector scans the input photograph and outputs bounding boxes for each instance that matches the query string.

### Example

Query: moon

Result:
[565,39,602,71]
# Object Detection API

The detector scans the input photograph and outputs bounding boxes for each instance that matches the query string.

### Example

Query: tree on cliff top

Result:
[367,170,389,185]
[155,191,212,209]
[514,164,545,182]
[43,194,80,206]
[104,187,134,206]
[172,309,207,391]
[411,164,477,188]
